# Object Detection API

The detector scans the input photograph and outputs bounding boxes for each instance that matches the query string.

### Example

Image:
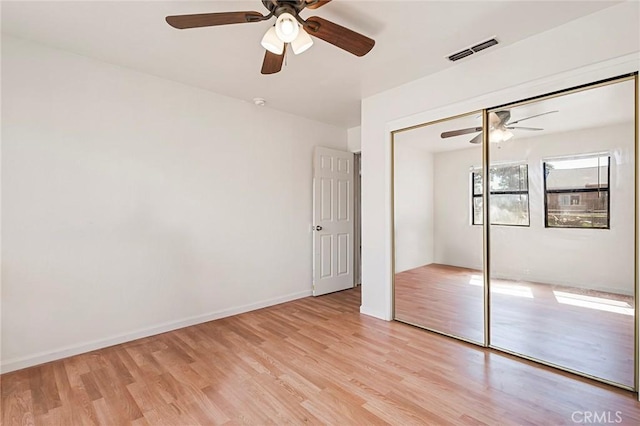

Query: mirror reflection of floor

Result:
[394,263,634,387]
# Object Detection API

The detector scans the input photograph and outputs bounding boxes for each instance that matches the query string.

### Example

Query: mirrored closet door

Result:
[392,74,637,390]
[393,112,485,344]
[488,77,637,388]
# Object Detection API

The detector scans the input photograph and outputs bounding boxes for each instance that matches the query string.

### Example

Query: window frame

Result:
[471,163,530,227]
[542,154,611,229]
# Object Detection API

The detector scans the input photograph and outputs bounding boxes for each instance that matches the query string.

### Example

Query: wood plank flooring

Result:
[394,263,635,387]
[2,287,640,425]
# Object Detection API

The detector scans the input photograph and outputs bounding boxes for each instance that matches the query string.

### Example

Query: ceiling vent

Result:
[448,49,473,62]
[447,37,499,62]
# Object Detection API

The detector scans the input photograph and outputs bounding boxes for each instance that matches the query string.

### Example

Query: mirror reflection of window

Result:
[472,163,529,226]
[544,154,610,228]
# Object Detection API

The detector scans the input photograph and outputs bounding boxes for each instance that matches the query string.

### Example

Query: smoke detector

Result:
[253,97,266,106]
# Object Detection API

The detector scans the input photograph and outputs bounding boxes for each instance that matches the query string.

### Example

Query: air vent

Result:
[447,37,499,62]
[448,49,473,62]
[471,38,498,53]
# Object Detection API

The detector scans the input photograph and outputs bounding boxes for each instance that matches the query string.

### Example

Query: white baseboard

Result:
[0,289,312,374]
[359,305,391,321]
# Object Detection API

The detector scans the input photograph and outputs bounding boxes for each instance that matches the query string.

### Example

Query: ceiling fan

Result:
[165,0,375,75]
[441,110,559,144]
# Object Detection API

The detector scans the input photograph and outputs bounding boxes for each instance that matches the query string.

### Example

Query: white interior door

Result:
[312,146,354,296]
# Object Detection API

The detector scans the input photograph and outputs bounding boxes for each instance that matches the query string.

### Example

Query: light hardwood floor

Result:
[394,263,635,387]
[2,287,639,425]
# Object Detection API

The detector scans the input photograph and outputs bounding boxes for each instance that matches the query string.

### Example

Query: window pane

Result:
[490,194,530,226]
[474,165,528,193]
[473,172,482,195]
[474,195,529,226]
[473,197,482,224]
[546,156,609,190]
[489,164,528,192]
[546,191,608,228]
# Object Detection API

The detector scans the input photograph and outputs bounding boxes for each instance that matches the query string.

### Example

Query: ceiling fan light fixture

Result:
[490,128,514,143]
[275,12,300,43]
[291,28,313,55]
[261,26,284,55]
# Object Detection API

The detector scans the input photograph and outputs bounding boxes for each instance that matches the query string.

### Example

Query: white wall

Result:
[432,124,634,294]
[348,126,361,152]
[1,36,347,372]
[433,147,483,270]
[393,143,434,273]
[360,1,640,320]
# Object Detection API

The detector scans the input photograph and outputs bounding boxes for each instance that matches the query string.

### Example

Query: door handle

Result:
[315,225,323,231]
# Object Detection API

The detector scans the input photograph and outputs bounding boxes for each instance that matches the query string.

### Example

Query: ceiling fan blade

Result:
[497,110,511,125]
[469,133,483,144]
[506,126,543,131]
[261,50,284,75]
[441,127,483,138]
[306,0,332,9]
[507,110,558,126]
[305,16,375,57]
[166,11,264,29]
[489,110,511,127]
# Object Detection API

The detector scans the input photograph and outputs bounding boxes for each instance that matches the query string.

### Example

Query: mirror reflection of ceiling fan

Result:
[440,110,559,144]
[165,0,375,75]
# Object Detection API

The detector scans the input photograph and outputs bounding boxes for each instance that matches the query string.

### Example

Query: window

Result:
[472,164,529,226]
[543,154,610,229]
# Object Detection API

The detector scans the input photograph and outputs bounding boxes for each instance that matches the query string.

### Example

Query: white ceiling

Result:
[1,1,622,128]
[395,78,636,153]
